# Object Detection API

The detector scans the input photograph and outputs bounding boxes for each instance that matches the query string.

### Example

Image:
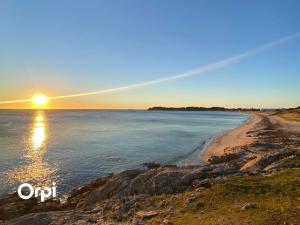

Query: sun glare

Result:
[32,94,48,106]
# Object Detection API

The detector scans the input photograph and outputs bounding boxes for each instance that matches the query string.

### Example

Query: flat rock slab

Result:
[136,210,161,220]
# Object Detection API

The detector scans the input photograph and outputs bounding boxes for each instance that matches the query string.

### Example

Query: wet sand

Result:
[201,113,259,162]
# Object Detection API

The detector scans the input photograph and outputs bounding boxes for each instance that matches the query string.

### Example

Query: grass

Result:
[144,169,300,225]
[276,111,300,122]
[282,157,300,165]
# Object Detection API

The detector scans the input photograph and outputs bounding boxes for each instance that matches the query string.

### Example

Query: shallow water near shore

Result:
[0,110,248,197]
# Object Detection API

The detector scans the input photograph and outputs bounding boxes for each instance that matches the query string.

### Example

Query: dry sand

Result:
[202,113,262,163]
[269,115,300,134]
[202,112,300,163]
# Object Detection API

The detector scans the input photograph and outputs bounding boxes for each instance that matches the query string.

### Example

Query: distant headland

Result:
[148,106,300,112]
[148,106,261,111]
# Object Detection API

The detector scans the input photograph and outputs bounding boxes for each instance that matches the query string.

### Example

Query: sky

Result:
[0,0,300,109]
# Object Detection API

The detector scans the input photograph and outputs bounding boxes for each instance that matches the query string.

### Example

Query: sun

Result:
[32,93,48,106]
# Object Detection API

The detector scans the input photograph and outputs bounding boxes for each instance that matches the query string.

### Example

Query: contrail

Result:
[1,32,300,104]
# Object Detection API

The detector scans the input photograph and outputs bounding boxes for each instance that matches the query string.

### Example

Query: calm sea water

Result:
[0,110,248,197]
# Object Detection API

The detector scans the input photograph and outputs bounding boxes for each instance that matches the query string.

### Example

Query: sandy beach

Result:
[202,111,300,170]
[202,113,259,162]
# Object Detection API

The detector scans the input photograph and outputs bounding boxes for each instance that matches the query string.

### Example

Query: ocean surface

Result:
[0,110,248,197]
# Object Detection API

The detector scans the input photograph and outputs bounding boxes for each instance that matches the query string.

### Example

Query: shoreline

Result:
[179,111,252,166]
[201,113,257,163]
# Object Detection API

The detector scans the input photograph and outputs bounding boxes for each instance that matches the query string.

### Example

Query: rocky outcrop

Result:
[71,165,231,208]
[0,162,239,223]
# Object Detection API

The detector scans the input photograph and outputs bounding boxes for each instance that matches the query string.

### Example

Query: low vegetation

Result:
[277,112,300,122]
[144,169,300,225]
[275,108,300,122]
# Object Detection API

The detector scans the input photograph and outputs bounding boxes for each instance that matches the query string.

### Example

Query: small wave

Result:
[174,139,211,166]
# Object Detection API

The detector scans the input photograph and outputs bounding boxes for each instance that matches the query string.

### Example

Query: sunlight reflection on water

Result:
[32,113,46,151]
[2,111,58,191]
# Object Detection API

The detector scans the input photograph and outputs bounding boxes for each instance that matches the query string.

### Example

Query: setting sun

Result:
[32,94,48,106]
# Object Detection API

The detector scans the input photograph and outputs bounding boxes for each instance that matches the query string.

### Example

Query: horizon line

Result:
[0,105,298,110]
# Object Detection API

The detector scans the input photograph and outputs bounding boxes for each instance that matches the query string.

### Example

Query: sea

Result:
[0,110,248,197]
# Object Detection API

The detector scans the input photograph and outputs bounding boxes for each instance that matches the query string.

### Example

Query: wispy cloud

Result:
[1,32,300,104]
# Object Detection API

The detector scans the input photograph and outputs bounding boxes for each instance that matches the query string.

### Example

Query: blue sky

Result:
[0,0,300,108]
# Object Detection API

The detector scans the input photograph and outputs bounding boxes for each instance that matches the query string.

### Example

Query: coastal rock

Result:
[132,219,144,225]
[158,200,169,208]
[241,150,296,174]
[162,219,173,225]
[143,162,161,169]
[0,193,38,220]
[7,212,53,225]
[208,152,242,164]
[263,155,300,172]
[186,196,197,205]
[77,166,211,208]
[242,202,257,210]
[82,169,143,206]
[136,210,160,220]
[162,164,177,169]
[197,179,211,188]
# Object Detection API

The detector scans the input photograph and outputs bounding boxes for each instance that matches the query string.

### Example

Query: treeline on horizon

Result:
[148,106,300,112]
[148,106,261,111]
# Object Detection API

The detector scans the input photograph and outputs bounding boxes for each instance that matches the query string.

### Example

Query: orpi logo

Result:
[17,183,57,202]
